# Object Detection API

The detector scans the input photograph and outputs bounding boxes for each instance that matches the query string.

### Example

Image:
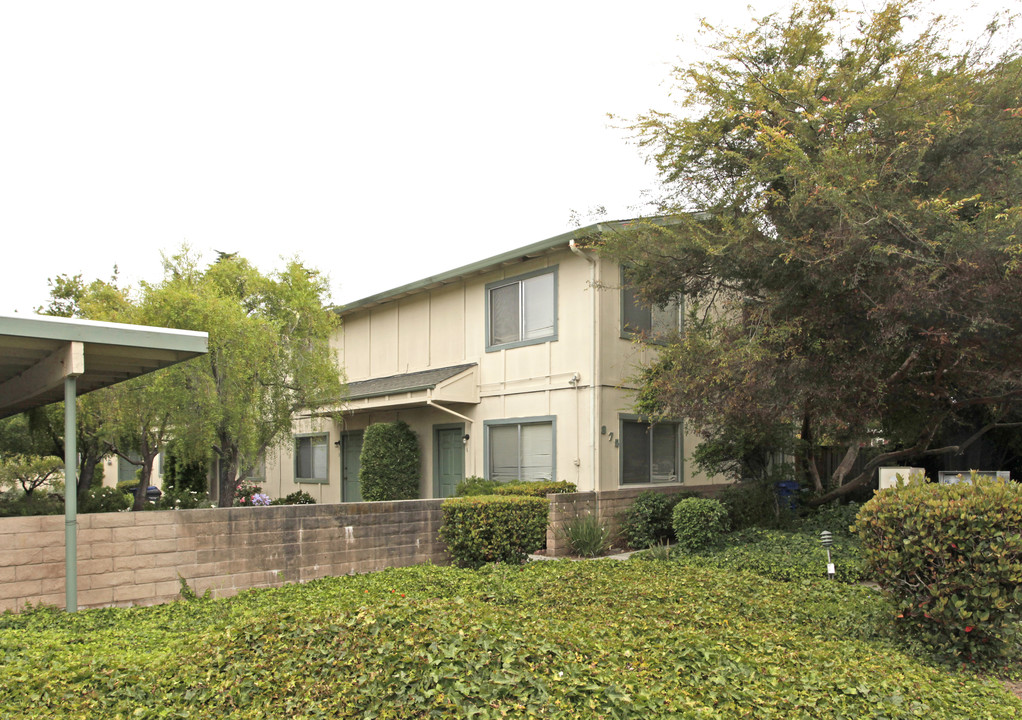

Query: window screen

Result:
[488,421,553,482]
[296,434,328,482]
[487,269,556,348]
[621,420,680,485]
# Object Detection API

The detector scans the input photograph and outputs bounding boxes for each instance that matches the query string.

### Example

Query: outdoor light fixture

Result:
[462,434,470,445]
[820,531,835,580]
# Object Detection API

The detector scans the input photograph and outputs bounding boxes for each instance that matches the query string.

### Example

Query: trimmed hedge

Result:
[359,421,420,501]
[672,497,730,552]
[492,480,576,497]
[855,477,1022,661]
[438,495,549,568]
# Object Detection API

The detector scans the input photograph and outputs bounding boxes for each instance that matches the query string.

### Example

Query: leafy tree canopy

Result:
[598,0,1022,502]
[146,250,343,506]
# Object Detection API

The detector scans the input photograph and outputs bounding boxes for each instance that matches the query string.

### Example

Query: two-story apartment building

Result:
[260,219,727,502]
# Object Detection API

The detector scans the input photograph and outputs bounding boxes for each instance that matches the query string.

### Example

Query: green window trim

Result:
[295,432,330,484]
[619,266,683,341]
[619,415,684,486]
[483,416,556,482]
[485,266,559,352]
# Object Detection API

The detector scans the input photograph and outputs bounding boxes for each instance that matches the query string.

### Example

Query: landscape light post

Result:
[820,531,835,580]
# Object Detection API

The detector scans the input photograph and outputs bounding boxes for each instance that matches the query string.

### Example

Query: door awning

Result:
[317,362,478,414]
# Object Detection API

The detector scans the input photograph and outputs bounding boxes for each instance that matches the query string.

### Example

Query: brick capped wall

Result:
[0,499,448,612]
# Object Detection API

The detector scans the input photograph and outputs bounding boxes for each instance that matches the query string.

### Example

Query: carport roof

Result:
[0,313,208,419]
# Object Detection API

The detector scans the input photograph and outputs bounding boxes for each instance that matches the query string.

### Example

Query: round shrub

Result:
[438,495,548,568]
[620,490,687,549]
[855,477,1022,661]
[672,497,730,552]
[359,421,420,501]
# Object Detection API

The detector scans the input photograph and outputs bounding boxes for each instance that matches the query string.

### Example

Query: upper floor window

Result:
[621,268,682,339]
[486,267,557,351]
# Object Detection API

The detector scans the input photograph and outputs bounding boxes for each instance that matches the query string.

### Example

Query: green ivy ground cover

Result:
[1,562,1018,719]
[681,528,869,584]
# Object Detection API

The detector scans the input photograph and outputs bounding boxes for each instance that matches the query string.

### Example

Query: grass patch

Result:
[1,562,1019,718]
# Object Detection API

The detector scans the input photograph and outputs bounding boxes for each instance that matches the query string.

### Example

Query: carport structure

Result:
[0,314,207,611]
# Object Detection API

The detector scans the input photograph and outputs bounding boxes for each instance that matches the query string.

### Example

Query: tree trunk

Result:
[216,434,239,508]
[76,440,102,503]
[129,436,159,512]
[830,444,861,487]
[799,412,824,493]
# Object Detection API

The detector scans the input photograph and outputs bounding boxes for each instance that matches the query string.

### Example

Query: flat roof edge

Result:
[0,314,209,353]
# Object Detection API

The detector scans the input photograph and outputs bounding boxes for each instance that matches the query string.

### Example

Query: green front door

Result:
[434,426,464,498]
[342,432,363,502]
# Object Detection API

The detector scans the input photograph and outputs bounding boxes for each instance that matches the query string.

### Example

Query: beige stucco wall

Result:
[101,455,163,490]
[269,245,728,502]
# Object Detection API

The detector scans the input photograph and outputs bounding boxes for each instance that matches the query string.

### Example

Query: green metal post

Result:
[64,376,77,613]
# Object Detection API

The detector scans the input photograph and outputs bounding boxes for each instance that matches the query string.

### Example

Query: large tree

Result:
[35,272,180,510]
[146,250,343,507]
[599,1,1022,503]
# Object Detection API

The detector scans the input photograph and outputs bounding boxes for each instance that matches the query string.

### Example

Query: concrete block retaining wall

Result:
[1,485,727,611]
[0,499,447,612]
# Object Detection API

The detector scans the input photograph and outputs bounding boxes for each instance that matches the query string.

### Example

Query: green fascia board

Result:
[335,216,680,315]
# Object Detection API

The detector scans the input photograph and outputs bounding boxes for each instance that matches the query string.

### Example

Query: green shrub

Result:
[492,480,576,497]
[161,448,208,494]
[438,495,548,568]
[115,478,140,493]
[718,480,793,530]
[359,421,420,501]
[795,501,860,537]
[0,491,64,517]
[455,476,504,497]
[558,513,611,557]
[672,497,730,552]
[620,490,687,549]
[79,487,132,514]
[155,487,214,510]
[270,490,317,505]
[855,476,1022,661]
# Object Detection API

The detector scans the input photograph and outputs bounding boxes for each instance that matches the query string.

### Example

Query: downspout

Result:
[569,239,599,492]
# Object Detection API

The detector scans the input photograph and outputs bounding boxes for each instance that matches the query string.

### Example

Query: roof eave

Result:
[334,217,672,315]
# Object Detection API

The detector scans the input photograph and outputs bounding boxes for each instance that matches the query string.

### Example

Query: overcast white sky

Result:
[0,1,1012,314]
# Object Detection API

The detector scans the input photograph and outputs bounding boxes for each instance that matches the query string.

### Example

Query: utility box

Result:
[938,470,1010,485]
[878,467,924,490]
